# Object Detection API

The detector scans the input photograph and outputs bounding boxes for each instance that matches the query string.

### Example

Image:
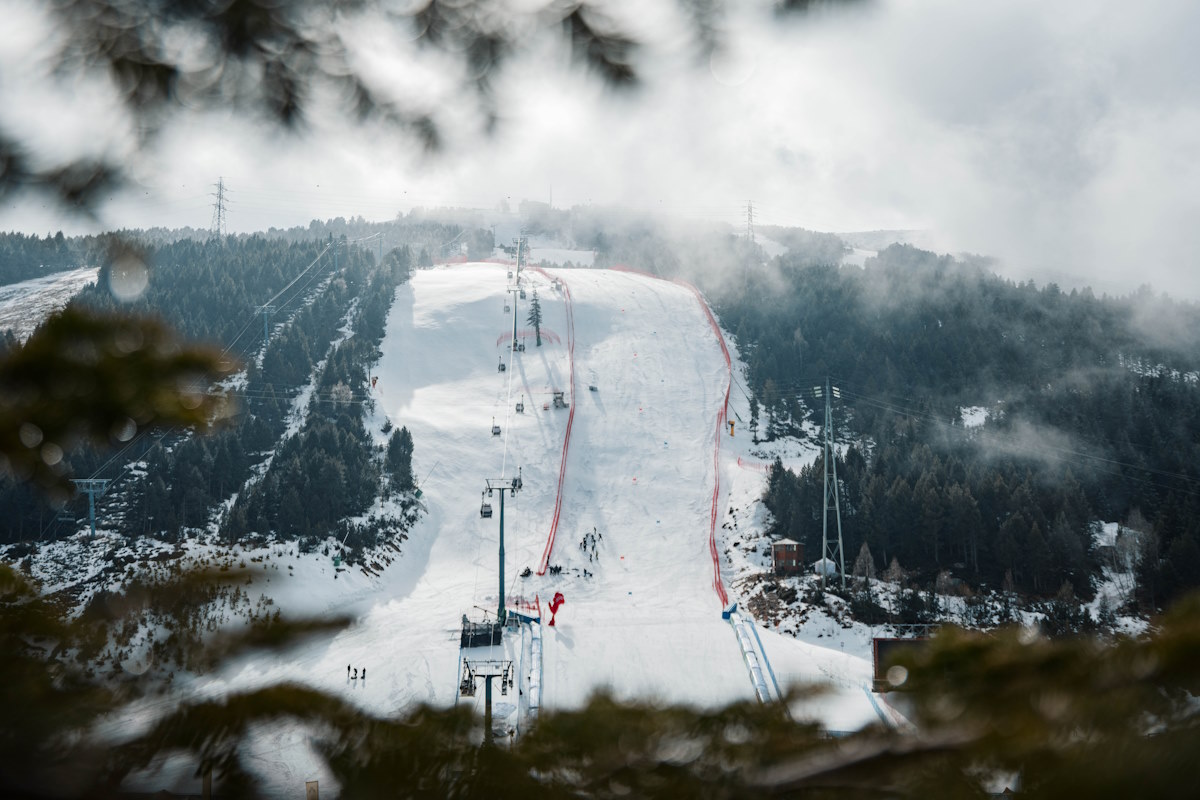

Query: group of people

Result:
[347,664,366,680]
[578,527,602,562]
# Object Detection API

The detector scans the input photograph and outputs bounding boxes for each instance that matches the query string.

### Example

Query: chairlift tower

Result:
[72,479,109,541]
[510,232,528,352]
[459,658,514,746]
[484,471,522,625]
[813,378,845,589]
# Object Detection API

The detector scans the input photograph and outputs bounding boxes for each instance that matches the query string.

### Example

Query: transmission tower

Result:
[209,177,229,238]
[813,378,845,589]
[258,304,276,351]
[745,200,755,242]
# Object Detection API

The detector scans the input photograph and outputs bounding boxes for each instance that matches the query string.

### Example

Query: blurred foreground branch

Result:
[4,551,1200,797]
[0,306,233,496]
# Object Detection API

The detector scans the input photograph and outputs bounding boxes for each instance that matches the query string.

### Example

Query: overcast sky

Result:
[2,0,1198,297]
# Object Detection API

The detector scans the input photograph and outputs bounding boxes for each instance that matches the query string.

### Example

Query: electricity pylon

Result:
[209,177,228,238]
[813,378,845,589]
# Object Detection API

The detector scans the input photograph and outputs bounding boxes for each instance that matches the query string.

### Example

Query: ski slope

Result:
[0,265,98,340]
[140,262,885,793]
[351,262,754,709]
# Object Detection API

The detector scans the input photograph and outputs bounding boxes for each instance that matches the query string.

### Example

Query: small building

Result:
[772,538,804,575]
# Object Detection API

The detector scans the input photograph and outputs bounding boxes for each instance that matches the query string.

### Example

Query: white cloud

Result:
[2,0,1198,297]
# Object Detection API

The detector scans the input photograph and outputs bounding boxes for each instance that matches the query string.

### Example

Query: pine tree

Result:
[387,427,415,491]
[527,289,543,346]
[852,541,875,595]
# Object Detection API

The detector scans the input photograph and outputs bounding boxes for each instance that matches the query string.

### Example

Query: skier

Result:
[362,667,366,680]
[347,664,350,678]
[353,668,358,680]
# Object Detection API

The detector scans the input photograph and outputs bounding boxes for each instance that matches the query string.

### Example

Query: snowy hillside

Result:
[0,265,98,339]
[116,262,891,793]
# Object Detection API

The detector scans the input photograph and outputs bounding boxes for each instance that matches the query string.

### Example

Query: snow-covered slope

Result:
[132,262,885,793]
[0,265,98,339]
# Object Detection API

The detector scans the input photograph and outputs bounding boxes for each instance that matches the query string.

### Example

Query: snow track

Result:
[531,267,575,575]
[611,266,731,607]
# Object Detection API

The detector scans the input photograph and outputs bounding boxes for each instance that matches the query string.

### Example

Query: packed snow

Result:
[0,265,98,339]
[960,406,989,428]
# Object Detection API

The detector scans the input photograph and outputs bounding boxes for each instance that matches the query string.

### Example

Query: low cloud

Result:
[2,1,1197,299]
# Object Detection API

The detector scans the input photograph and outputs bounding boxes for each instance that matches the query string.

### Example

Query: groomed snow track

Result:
[531,267,576,576]
[611,266,731,608]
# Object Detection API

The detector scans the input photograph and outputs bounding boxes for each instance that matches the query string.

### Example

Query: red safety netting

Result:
[531,268,576,575]
[611,266,731,608]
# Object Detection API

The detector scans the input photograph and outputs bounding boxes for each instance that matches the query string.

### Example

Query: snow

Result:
[960,405,989,428]
[1093,521,1120,549]
[67,262,889,794]
[0,265,99,339]
[841,247,877,268]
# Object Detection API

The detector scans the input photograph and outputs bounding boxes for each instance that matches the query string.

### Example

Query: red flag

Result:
[548,592,565,626]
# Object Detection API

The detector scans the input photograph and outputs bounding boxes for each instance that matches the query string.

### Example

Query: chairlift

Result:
[507,270,513,279]
[516,397,524,413]
[480,491,493,518]
[492,417,501,436]
[517,343,526,352]
[498,357,506,372]
[504,302,510,313]
[552,390,567,409]
[519,289,526,299]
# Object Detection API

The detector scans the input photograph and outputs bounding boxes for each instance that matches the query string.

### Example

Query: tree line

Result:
[717,243,1200,609]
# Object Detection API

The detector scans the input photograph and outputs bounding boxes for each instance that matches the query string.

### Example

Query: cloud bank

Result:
[1,0,1197,297]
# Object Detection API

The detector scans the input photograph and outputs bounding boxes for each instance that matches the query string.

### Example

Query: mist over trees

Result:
[712,242,1200,608]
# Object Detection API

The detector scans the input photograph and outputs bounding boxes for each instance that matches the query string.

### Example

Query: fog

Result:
[1,0,1198,297]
